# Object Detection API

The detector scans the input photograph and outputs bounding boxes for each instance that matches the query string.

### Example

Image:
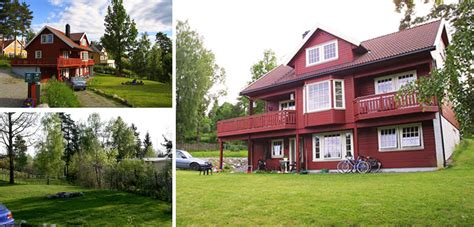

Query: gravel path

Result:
[76,90,126,107]
[0,69,27,107]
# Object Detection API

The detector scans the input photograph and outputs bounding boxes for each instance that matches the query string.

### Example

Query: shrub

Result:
[0,59,10,68]
[122,69,136,78]
[93,65,116,75]
[42,78,80,107]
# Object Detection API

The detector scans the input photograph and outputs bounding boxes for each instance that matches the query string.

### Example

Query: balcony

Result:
[217,110,297,137]
[354,92,438,120]
[11,58,94,68]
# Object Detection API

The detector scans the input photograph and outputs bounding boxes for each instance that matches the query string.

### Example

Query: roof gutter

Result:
[240,46,436,96]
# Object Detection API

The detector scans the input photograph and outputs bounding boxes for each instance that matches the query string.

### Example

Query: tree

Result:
[107,117,135,161]
[395,0,474,135]
[18,1,32,56]
[13,135,27,171]
[0,112,38,184]
[238,49,278,114]
[131,33,151,78]
[101,0,138,76]
[35,114,64,185]
[58,113,79,180]
[161,135,172,158]
[155,32,172,82]
[142,132,153,158]
[146,45,163,81]
[130,123,142,158]
[176,20,226,142]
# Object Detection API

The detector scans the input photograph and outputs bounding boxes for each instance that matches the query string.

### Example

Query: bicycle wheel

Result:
[356,161,371,174]
[337,160,353,173]
[371,161,381,173]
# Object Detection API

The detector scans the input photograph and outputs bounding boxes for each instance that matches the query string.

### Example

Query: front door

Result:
[289,138,296,165]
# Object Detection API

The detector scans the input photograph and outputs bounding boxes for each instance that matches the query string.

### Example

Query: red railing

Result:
[217,110,297,135]
[354,92,436,118]
[11,58,94,67]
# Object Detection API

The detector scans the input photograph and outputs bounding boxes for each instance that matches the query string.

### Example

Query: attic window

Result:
[41,34,53,44]
[306,40,338,66]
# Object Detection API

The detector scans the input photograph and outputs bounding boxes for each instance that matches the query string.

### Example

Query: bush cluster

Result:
[42,78,80,107]
[93,65,116,75]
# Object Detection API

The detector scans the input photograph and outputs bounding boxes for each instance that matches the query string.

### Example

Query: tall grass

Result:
[42,78,80,107]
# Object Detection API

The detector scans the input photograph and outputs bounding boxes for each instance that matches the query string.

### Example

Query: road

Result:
[0,69,27,107]
[75,90,126,107]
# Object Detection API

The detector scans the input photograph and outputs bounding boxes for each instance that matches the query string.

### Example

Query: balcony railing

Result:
[217,110,297,137]
[354,92,437,120]
[11,58,94,67]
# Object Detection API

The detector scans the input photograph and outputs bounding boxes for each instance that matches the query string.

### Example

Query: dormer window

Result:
[81,39,87,46]
[41,34,53,44]
[306,40,338,67]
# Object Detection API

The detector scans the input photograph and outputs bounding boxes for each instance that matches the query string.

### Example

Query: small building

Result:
[90,42,115,68]
[143,157,171,172]
[0,39,27,58]
[217,19,460,173]
[10,24,94,83]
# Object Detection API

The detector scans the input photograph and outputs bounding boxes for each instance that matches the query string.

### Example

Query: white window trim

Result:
[271,139,284,158]
[35,50,42,59]
[278,100,295,111]
[40,34,53,44]
[374,70,417,94]
[312,131,353,162]
[305,40,339,67]
[333,79,345,109]
[305,80,331,113]
[378,123,424,152]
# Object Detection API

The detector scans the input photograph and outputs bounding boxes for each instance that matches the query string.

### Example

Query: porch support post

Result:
[248,98,254,115]
[247,137,253,173]
[296,133,300,173]
[354,126,359,158]
[219,139,224,170]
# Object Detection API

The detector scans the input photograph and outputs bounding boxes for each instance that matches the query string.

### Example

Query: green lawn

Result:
[189,150,248,158]
[177,137,474,226]
[0,183,171,226]
[88,73,172,107]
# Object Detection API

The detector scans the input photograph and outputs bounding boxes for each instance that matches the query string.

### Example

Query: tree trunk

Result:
[8,113,14,184]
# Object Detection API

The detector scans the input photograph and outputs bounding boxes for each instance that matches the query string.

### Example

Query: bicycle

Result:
[366,156,382,173]
[337,155,371,174]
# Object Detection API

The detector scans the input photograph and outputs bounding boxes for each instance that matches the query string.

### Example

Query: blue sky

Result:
[24,0,172,42]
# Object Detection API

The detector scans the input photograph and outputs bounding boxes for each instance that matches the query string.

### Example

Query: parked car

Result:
[68,76,87,91]
[176,150,211,170]
[0,203,14,225]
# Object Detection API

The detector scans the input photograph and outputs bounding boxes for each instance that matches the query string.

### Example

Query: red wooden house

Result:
[11,24,94,83]
[217,19,460,173]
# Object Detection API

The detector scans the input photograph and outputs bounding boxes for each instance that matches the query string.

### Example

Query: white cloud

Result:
[34,0,171,42]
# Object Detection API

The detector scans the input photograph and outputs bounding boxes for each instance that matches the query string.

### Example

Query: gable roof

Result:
[241,19,445,96]
[25,25,92,52]
[89,42,103,53]
[70,32,85,41]
[0,39,23,50]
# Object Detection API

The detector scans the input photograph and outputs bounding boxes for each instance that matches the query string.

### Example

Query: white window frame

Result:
[35,50,42,59]
[40,34,53,44]
[271,139,284,158]
[305,40,338,67]
[333,79,345,109]
[374,70,417,94]
[305,80,331,113]
[378,123,424,152]
[312,131,353,162]
[278,100,295,111]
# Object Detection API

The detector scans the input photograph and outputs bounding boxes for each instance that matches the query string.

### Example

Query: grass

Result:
[0,59,11,68]
[88,73,172,107]
[177,137,474,226]
[0,182,171,226]
[189,150,248,158]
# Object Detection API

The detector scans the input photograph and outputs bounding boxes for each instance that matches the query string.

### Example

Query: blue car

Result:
[0,203,14,225]
[68,76,87,91]
[176,150,211,170]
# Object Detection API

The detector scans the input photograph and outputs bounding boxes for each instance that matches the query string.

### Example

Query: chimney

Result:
[65,24,70,38]
[302,30,310,39]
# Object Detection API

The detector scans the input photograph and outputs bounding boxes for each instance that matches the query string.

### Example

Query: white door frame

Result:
[289,138,296,164]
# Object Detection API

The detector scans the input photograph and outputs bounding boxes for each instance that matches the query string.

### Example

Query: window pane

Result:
[380,128,397,149]
[314,137,320,159]
[377,78,394,94]
[324,42,336,60]
[345,133,352,157]
[308,47,320,65]
[323,134,341,158]
[273,141,283,157]
[334,81,344,108]
[307,81,330,111]
[398,73,416,89]
[401,126,420,147]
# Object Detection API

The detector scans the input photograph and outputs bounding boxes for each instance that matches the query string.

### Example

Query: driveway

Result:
[0,69,27,107]
[76,90,126,107]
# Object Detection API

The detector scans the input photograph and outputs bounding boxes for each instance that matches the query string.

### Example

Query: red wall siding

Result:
[358,120,437,168]
[289,30,357,76]
[26,29,71,63]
